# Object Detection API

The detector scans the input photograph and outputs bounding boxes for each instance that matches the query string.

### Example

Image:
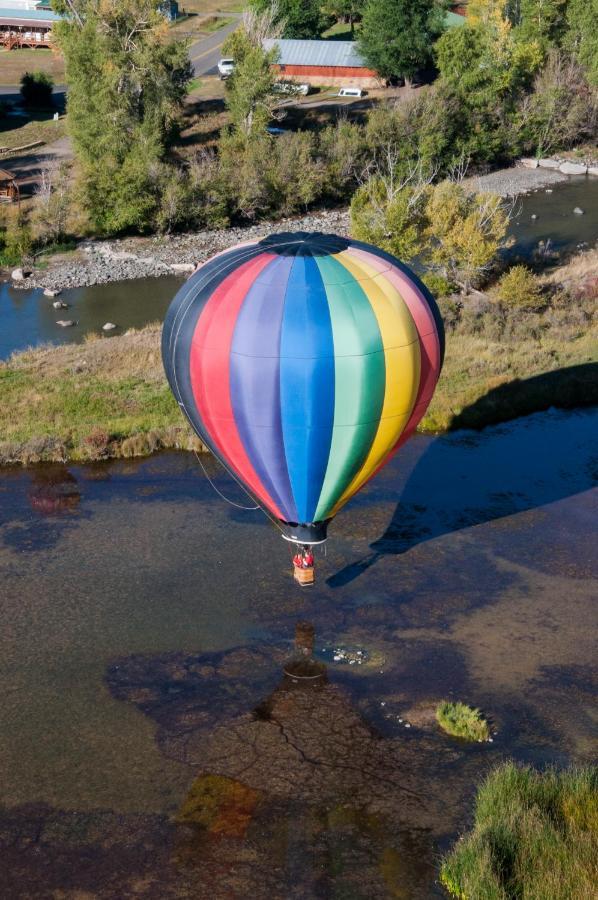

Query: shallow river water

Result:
[0,408,596,898]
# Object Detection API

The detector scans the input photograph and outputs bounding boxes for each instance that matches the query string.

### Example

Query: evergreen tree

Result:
[565,0,598,85]
[358,0,444,82]
[514,0,569,51]
[52,0,191,234]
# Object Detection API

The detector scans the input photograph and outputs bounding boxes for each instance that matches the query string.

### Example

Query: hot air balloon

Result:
[162,232,444,578]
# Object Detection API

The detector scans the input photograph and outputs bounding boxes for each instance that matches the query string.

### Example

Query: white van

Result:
[217,58,234,79]
[338,87,364,98]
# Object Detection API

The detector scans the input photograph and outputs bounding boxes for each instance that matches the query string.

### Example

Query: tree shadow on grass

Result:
[328,364,598,588]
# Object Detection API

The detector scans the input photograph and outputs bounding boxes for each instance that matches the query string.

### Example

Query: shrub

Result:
[82,427,111,460]
[497,265,544,309]
[440,763,598,899]
[421,272,454,298]
[20,71,54,107]
[436,701,490,741]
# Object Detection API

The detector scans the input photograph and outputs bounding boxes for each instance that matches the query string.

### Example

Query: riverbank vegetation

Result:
[440,762,598,899]
[1,248,595,466]
[436,702,490,741]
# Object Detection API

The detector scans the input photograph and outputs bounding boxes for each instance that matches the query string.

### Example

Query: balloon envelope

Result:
[162,232,444,543]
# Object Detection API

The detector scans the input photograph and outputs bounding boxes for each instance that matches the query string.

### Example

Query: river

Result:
[1,177,597,361]
[0,407,596,897]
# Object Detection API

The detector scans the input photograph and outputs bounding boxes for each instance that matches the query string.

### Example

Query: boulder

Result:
[56,319,76,327]
[44,288,61,298]
[588,167,598,177]
[559,161,587,175]
[170,263,196,274]
[52,300,68,309]
[520,158,539,169]
[573,207,584,215]
[11,267,25,281]
[538,158,560,169]
[102,322,117,331]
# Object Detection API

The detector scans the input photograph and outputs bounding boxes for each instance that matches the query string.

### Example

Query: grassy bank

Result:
[440,762,597,899]
[0,253,596,466]
[0,324,206,465]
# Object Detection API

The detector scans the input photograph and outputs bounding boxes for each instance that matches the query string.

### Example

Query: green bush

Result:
[497,265,544,309]
[440,762,598,899]
[436,701,490,742]
[20,71,54,108]
[421,272,455,298]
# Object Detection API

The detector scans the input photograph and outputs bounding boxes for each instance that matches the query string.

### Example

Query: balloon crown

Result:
[258,231,351,257]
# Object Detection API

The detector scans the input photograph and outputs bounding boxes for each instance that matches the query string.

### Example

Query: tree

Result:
[519,50,598,154]
[350,175,430,260]
[435,4,542,160]
[514,0,569,50]
[20,71,54,107]
[249,0,328,39]
[565,0,598,86]
[424,181,511,291]
[222,25,280,139]
[33,161,72,244]
[358,0,444,83]
[51,0,191,234]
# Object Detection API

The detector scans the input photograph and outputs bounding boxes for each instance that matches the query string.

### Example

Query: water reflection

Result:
[28,466,80,515]
[111,623,444,896]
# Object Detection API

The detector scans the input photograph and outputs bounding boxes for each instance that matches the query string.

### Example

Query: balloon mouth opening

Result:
[280,520,329,545]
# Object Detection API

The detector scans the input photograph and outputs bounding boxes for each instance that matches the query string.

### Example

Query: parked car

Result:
[217,58,234,79]
[272,80,311,96]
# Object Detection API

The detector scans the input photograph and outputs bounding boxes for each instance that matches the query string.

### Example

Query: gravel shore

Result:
[22,209,352,292]
[15,165,578,292]
[462,165,569,197]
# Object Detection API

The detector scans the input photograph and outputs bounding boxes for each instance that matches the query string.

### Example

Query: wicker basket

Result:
[293,566,315,586]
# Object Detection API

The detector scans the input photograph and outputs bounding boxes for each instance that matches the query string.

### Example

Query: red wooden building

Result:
[263,39,378,88]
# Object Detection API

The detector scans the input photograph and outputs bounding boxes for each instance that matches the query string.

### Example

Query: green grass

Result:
[0,325,206,464]
[440,762,598,899]
[0,112,66,152]
[186,76,203,94]
[436,702,490,742]
[321,21,361,41]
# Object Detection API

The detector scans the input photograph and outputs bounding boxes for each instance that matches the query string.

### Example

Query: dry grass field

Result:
[0,48,65,85]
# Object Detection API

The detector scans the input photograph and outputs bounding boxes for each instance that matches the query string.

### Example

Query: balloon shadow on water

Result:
[328,368,598,588]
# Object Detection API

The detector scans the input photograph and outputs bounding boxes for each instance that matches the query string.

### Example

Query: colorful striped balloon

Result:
[162,232,444,543]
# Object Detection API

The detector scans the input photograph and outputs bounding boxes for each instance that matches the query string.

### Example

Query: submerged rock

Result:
[102,322,117,331]
[52,300,68,309]
[44,288,61,298]
[56,319,76,327]
[573,207,584,215]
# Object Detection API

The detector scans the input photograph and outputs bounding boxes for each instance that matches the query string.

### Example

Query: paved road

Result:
[189,18,239,76]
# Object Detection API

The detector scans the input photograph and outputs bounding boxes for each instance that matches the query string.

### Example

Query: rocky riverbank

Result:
[20,209,351,293]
